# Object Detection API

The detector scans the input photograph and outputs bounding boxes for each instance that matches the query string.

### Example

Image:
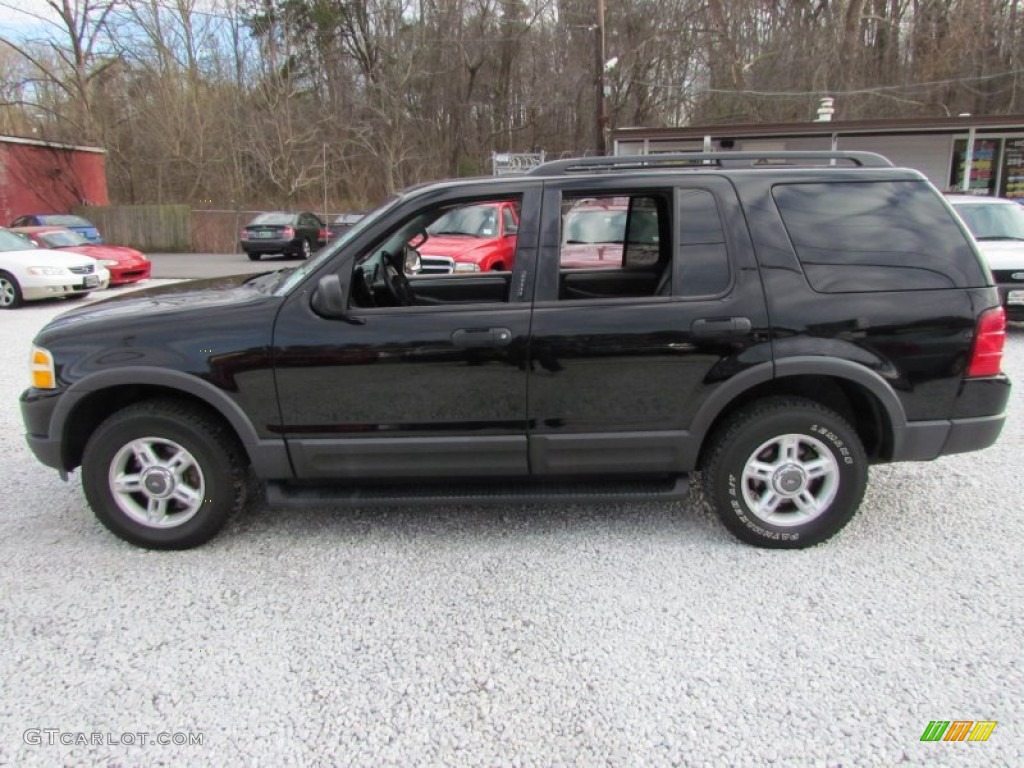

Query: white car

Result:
[948,195,1024,321]
[0,227,110,309]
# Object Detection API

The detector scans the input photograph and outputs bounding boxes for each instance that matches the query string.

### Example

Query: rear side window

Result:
[772,181,987,292]
[677,189,730,296]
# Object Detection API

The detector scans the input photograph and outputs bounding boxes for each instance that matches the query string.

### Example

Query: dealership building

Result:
[612,114,1024,200]
[0,135,108,225]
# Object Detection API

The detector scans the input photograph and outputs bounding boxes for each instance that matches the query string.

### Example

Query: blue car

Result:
[10,214,102,243]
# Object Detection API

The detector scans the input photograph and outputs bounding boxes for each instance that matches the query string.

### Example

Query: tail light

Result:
[966,306,1006,377]
[283,226,295,239]
[319,228,330,241]
[239,230,248,240]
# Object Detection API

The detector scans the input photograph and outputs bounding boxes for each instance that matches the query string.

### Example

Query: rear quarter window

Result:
[772,181,987,292]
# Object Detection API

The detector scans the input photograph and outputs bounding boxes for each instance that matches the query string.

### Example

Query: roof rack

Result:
[527,151,894,176]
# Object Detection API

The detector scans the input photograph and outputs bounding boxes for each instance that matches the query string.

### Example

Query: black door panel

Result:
[528,177,770,475]
[273,184,542,479]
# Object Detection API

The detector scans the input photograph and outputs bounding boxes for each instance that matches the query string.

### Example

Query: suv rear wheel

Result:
[703,397,867,548]
[81,399,248,549]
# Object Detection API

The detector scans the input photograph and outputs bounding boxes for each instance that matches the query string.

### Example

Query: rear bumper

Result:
[892,414,1007,461]
[891,375,1011,461]
[242,239,298,254]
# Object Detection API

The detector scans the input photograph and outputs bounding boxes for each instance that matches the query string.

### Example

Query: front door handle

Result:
[691,317,752,337]
[451,327,513,348]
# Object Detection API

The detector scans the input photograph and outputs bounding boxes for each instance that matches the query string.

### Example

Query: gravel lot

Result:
[2,288,1022,766]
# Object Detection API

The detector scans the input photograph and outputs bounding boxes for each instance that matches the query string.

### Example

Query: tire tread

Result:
[82,398,248,549]
[703,396,866,549]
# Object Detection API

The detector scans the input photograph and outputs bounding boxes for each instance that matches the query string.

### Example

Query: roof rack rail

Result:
[527,151,894,176]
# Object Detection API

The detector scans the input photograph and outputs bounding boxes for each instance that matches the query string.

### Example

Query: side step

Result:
[265,475,689,509]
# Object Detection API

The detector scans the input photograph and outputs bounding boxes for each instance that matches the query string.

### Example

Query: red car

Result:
[417,201,519,273]
[559,197,628,269]
[12,226,151,285]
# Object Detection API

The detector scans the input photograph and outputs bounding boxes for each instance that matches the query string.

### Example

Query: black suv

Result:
[21,152,1011,549]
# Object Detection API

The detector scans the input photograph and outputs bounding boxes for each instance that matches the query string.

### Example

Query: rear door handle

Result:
[451,327,513,348]
[691,317,752,337]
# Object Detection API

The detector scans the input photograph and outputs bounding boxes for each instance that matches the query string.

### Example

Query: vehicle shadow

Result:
[223,483,725,548]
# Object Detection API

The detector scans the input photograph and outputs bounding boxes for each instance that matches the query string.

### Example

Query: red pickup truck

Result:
[417,200,519,273]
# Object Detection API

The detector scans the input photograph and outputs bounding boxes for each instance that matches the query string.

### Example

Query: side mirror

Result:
[311,273,363,323]
[403,246,422,275]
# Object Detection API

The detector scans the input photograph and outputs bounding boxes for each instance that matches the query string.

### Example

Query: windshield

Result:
[39,215,92,228]
[249,212,296,226]
[0,229,37,251]
[40,229,89,247]
[427,204,499,237]
[954,201,1024,241]
[563,209,627,244]
[274,196,401,295]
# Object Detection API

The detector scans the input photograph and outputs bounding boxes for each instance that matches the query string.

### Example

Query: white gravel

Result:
[1,291,1022,766]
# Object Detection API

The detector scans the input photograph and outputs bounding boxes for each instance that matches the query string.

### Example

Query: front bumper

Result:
[108,262,152,285]
[21,387,66,470]
[999,283,1024,320]
[21,270,106,301]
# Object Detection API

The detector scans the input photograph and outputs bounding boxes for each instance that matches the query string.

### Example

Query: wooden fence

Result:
[73,204,191,252]
[190,210,262,254]
[72,206,342,253]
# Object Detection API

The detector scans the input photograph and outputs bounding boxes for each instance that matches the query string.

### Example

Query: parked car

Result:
[948,195,1024,320]
[415,200,519,273]
[240,212,329,261]
[20,151,1010,550]
[328,213,365,241]
[0,227,108,309]
[12,226,150,286]
[10,214,103,243]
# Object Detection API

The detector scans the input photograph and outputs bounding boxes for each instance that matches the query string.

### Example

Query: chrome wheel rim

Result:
[302,240,311,257]
[0,278,15,307]
[108,437,205,528]
[740,434,839,527]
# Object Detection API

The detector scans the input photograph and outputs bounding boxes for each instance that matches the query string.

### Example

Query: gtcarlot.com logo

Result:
[24,729,204,747]
[920,720,997,742]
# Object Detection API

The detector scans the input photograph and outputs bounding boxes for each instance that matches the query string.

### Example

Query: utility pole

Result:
[594,0,607,156]
[322,143,328,222]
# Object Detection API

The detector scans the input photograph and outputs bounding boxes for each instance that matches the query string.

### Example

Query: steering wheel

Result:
[380,251,416,306]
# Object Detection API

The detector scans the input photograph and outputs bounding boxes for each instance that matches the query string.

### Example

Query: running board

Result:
[265,475,689,508]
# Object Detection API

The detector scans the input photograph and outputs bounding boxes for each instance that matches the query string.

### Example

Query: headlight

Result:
[30,346,56,389]
[453,262,481,273]
[101,259,119,266]
[26,266,69,276]
[139,254,149,261]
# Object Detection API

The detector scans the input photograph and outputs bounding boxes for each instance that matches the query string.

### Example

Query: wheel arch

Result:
[51,368,291,477]
[691,358,907,470]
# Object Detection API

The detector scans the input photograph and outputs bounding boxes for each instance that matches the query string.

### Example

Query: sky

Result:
[0,0,62,40]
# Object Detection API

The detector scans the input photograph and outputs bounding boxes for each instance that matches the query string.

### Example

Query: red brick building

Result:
[0,135,108,225]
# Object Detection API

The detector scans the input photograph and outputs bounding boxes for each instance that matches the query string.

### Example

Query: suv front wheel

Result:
[703,397,867,549]
[81,399,248,549]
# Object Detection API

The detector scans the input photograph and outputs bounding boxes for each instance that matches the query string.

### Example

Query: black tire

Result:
[247,252,261,261]
[81,399,249,549]
[297,239,312,260]
[0,270,24,309]
[702,396,867,549]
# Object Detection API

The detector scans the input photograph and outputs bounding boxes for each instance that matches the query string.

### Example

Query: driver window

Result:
[348,196,523,310]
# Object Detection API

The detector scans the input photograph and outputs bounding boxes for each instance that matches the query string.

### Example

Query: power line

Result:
[627,68,1024,97]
